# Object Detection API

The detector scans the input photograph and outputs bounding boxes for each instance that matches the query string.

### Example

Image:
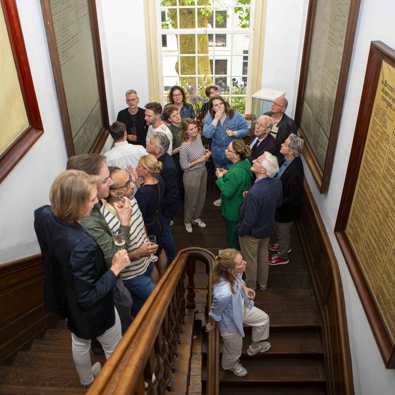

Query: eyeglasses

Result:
[272,101,283,107]
[172,93,183,97]
[110,178,132,190]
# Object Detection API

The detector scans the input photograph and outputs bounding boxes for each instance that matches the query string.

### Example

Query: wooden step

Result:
[0,365,81,387]
[218,382,326,395]
[0,384,85,394]
[202,326,323,357]
[203,356,326,384]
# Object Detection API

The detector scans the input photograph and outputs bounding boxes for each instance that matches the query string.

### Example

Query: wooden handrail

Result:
[87,247,219,395]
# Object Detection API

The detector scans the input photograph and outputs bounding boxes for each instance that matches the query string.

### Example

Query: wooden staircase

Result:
[0,321,91,394]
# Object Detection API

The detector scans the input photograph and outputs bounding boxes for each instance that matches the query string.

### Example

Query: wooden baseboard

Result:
[297,181,354,395]
[0,255,55,361]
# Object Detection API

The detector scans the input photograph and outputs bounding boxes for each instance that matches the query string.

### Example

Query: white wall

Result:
[303,1,395,394]
[0,0,67,262]
[261,0,309,117]
[96,0,149,124]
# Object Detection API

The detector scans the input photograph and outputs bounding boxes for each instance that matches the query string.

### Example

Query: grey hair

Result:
[287,133,304,157]
[259,151,279,178]
[282,96,288,110]
[257,114,274,129]
[152,132,170,154]
[125,89,138,96]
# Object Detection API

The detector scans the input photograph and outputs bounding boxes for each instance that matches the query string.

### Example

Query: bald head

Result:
[271,96,288,114]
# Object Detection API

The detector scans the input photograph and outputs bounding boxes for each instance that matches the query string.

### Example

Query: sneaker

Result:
[91,361,102,377]
[213,198,222,207]
[169,219,174,226]
[228,361,247,377]
[192,218,206,228]
[185,222,192,233]
[247,341,271,356]
[268,243,280,253]
[269,256,289,266]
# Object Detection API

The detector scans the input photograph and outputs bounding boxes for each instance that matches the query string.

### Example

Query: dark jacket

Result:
[237,177,283,238]
[117,107,148,146]
[158,153,180,218]
[264,111,297,161]
[248,134,277,162]
[34,205,117,339]
[276,157,304,222]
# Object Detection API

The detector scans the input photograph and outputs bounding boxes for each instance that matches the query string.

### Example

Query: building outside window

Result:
[159,0,253,113]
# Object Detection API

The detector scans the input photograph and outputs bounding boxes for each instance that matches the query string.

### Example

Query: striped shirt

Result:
[100,198,151,280]
[179,135,206,172]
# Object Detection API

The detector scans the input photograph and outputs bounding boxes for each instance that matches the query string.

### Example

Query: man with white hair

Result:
[237,151,283,291]
[249,115,277,162]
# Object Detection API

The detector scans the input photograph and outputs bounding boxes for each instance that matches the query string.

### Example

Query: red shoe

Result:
[268,243,280,253]
[269,256,289,266]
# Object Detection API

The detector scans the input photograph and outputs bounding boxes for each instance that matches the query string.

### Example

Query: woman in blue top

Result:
[207,249,271,377]
[168,85,195,120]
[203,96,249,169]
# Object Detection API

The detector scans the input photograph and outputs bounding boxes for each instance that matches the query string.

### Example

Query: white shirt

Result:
[146,123,173,154]
[104,141,147,170]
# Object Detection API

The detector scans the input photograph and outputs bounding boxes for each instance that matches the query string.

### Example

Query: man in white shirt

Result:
[144,102,173,154]
[104,121,147,170]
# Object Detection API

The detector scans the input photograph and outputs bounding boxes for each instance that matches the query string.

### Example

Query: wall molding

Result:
[0,254,55,361]
[297,181,354,395]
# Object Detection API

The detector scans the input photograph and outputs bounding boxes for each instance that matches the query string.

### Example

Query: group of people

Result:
[33,84,304,385]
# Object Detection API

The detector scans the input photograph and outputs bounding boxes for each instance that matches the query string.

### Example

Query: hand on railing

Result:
[206,320,215,332]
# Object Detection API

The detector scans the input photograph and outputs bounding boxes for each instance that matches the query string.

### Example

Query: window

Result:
[159,0,253,113]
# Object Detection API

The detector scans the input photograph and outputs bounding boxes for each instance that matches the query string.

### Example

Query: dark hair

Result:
[109,121,126,142]
[205,85,219,97]
[162,104,180,122]
[180,118,198,142]
[145,102,163,115]
[230,139,251,160]
[168,85,186,104]
[207,95,234,119]
[67,154,106,176]
[212,248,241,293]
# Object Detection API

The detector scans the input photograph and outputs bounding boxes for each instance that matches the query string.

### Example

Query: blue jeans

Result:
[123,265,155,317]
[160,214,177,265]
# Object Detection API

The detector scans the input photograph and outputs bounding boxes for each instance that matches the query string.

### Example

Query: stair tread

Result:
[202,327,323,355]
[218,382,327,394]
[204,357,326,383]
[0,384,85,394]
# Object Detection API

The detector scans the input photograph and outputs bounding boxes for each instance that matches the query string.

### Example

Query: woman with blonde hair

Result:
[215,139,253,248]
[208,249,271,377]
[179,118,211,233]
[34,170,129,387]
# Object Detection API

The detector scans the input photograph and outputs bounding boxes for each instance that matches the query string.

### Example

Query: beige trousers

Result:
[183,166,207,223]
[239,235,270,289]
[221,305,270,370]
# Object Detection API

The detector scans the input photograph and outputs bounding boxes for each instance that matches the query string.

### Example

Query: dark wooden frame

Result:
[335,41,395,369]
[295,0,360,193]
[41,0,109,156]
[0,0,43,182]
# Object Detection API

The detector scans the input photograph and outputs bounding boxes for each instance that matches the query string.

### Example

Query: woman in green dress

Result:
[216,140,253,248]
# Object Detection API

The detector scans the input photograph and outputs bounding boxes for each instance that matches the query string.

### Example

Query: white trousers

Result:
[71,309,121,386]
[220,306,269,370]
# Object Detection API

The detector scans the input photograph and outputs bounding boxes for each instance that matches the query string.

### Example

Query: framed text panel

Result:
[295,0,360,192]
[0,0,43,182]
[335,41,395,368]
[41,0,108,155]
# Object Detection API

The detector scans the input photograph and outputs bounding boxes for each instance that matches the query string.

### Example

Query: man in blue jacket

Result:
[237,151,282,291]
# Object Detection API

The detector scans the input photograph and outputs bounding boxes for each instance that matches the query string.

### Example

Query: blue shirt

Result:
[277,158,294,179]
[209,274,253,337]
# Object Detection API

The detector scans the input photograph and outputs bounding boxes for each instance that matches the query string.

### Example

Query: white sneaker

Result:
[192,218,206,228]
[185,222,192,233]
[91,361,102,377]
[227,361,247,377]
[246,341,271,356]
[213,198,222,207]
